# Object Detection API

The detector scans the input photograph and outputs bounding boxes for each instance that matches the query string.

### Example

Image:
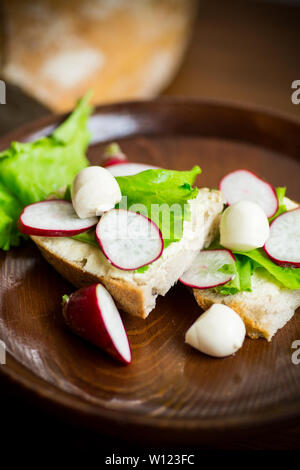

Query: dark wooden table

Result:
[0,0,300,453]
[165,0,300,119]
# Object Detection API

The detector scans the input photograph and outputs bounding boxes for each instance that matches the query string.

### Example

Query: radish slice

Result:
[107,162,159,177]
[179,249,236,289]
[18,200,98,237]
[219,169,278,218]
[62,284,131,364]
[96,209,163,270]
[264,207,300,267]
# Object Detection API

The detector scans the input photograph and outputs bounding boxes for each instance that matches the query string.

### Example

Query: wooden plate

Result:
[0,99,300,444]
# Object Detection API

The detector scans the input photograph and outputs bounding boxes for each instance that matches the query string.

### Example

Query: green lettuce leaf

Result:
[135,265,149,273]
[269,187,287,223]
[72,230,98,248]
[116,166,201,248]
[234,247,300,290]
[209,228,300,294]
[0,181,24,249]
[215,255,253,295]
[0,93,92,250]
[209,238,253,294]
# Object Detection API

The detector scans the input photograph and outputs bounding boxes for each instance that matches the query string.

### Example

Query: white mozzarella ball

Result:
[185,304,246,357]
[220,200,269,251]
[71,166,122,219]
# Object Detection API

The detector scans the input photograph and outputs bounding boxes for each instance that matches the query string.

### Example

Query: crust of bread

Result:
[34,238,148,318]
[193,290,270,340]
[193,282,300,342]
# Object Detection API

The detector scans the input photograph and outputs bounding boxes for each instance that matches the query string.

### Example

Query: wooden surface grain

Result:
[0,100,300,449]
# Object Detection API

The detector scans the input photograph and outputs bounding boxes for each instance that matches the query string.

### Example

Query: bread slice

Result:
[32,189,224,318]
[193,197,300,341]
[2,1,195,112]
[194,272,300,341]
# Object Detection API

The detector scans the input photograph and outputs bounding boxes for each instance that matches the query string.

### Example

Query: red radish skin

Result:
[219,169,278,218]
[101,142,128,168]
[264,207,300,268]
[18,199,98,237]
[179,249,236,289]
[62,284,131,365]
[263,248,300,268]
[102,156,128,167]
[96,209,163,271]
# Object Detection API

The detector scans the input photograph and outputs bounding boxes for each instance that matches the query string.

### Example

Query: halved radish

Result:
[96,209,163,270]
[219,169,278,218]
[18,200,98,237]
[62,284,131,364]
[179,249,236,289]
[107,162,159,177]
[264,207,300,267]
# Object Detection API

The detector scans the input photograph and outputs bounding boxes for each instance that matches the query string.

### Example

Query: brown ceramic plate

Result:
[0,99,300,444]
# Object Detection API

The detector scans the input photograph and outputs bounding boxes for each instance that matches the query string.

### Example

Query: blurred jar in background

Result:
[1,0,197,112]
